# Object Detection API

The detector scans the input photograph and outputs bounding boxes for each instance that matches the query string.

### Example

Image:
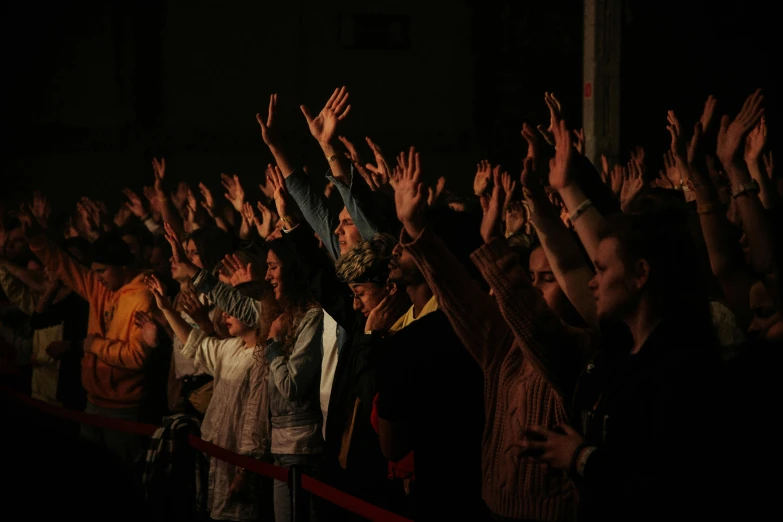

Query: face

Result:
[528,247,570,319]
[588,238,643,320]
[91,262,126,291]
[388,243,423,286]
[748,281,783,343]
[334,207,363,256]
[223,311,253,338]
[349,282,388,317]
[264,250,284,301]
[4,228,28,261]
[448,201,466,212]
[149,245,170,276]
[170,257,189,282]
[184,239,203,269]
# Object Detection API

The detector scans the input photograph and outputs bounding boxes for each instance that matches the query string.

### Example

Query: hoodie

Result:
[29,236,155,408]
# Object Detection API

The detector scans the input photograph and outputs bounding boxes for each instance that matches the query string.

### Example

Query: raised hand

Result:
[143,186,162,220]
[239,202,257,240]
[18,203,43,239]
[572,128,585,155]
[198,182,217,217]
[394,147,425,237]
[364,136,393,190]
[744,116,767,164]
[600,155,610,184]
[255,201,275,239]
[434,176,447,202]
[152,157,167,197]
[501,171,517,210]
[266,164,293,226]
[145,273,173,311]
[505,200,529,237]
[163,221,190,269]
[662,150,681,189]
[123,187,147,218]
[480,165,505,244]
[301,86,351,145]
[258,167,275,201]
[256,93,281,149]
[133,311,160,349]
[474,159,492,196]
[179,284,212,329]
[699,95,718,134]
[223,253,255,286]
[32,190,50,229]
[171,182,190,213]
[338,135,377,189]
[221,173,245,213]
[619,161,645,213]
[549,119,576,190]
[717,88,764,166]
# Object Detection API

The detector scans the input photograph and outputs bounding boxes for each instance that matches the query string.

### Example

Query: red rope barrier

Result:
[2,385,413,522]
[301,474,413,522]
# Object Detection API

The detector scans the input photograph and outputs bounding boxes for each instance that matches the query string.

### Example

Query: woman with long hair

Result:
[260,238,324,522]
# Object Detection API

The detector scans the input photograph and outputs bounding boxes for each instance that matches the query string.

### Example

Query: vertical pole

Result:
[583,0,622,167]
[289,465,309,522]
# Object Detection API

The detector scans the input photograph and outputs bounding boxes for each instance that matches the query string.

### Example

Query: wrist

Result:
[320,141,339,157]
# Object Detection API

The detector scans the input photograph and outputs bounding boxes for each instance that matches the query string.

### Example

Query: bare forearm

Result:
[159,196,185,239]
[161,306,193,345]
[320,141,352,186]
[531,214,599,330]
[268,145,298,178]
[747,158,776,209]
[558,183,606,264]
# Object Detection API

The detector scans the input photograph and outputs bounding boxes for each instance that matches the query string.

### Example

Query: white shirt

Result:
[320,311,339,437]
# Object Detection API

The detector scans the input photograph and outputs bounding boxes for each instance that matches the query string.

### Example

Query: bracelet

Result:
[569,442,589,475]
[697,202,724,215]
[731,180,760,199]
[569,199,593,223]
[325,153,340,163]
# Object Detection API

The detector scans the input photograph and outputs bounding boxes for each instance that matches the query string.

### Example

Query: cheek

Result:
[766,319,783,342]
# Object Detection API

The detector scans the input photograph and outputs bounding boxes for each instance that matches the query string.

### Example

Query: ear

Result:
[632,258,651,291]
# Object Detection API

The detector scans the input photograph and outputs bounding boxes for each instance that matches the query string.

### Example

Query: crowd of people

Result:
[1,85,780,522]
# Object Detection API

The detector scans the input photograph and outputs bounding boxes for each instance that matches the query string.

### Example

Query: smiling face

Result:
[264,250,284,301]
[349,282,387,317]
[588,238,645,320]
[334,207,363,256]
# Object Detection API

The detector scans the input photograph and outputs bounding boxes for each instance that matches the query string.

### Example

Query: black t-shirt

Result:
[376,310,486,521]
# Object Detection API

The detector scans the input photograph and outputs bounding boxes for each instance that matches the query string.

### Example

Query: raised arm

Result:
[20,204,101,304]
[393,146,511,369]
[522,123,599,330]
[265,308,324,401]
[473,160,593,400]
[717,89,780,308]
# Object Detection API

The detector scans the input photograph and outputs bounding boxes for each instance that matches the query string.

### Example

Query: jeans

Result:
[273,453,320,522]
[80,402,141,466]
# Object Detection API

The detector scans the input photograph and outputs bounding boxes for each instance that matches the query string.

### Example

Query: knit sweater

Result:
[402,228,592,521]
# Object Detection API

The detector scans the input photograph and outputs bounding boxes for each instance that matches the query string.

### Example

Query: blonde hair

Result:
[335,233,396,283]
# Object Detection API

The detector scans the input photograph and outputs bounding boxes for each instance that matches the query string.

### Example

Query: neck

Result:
[405,281,433,319]
[624,295,663,354]
[240,329,259,349]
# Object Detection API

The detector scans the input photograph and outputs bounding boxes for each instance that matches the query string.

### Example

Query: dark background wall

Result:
[1,0,777,214]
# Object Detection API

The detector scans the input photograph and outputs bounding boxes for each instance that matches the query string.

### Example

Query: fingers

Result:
[267,93,276,127]
[300,104,314,124]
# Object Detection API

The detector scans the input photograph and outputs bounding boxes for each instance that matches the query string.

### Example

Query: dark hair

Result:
[187,226,234,273]
[62,237,93,267]
[91,232,136,267]
[597,209,710,319]
[119,221,154,251]
[265,239,314,315]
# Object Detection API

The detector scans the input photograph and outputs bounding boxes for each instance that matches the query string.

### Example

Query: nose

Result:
[588,276,598,290]
[334,223,344,236]
[265,270,272,282]
[392,244,402,257]
[352,297,362,311]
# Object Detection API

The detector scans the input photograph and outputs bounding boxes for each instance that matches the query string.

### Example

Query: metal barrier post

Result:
[289,464,309,522]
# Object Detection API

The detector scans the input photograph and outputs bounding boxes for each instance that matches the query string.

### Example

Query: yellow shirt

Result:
[388,295,439,334]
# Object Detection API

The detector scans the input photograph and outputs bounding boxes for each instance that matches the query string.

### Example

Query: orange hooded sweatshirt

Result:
[29,236,155,408]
